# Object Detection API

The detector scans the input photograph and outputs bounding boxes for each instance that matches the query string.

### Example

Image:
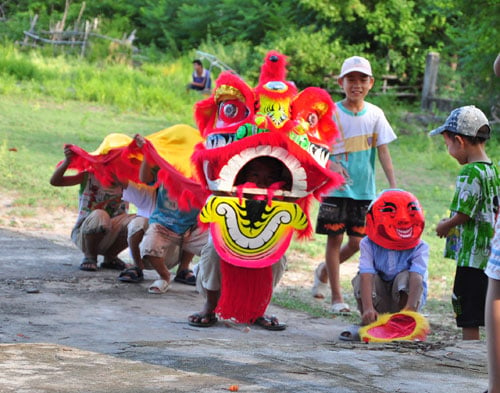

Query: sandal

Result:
[174,269,196,286]
[339,325,361,342]
[253,315,287,331]
[118,267,144,283]
[331,302,351,315]
[79,257,98,271]
[148,279,170,294]
[188,312,218,327]
[311,262,329,299]
[100,257,127,270]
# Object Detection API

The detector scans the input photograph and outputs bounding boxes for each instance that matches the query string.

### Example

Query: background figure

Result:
[430,105,500,340]
[313,56,397,314]
[50,145,134,271]
[187,59,210,91]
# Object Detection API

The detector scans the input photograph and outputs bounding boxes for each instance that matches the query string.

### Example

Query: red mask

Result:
[366,189,425,250]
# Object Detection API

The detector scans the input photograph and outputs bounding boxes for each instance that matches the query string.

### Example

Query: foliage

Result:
[1,1,499,116]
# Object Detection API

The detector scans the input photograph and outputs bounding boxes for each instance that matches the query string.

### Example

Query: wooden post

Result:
[421,52,440,110]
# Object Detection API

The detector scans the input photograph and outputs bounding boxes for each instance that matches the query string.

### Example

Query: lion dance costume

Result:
[61,51,344,324]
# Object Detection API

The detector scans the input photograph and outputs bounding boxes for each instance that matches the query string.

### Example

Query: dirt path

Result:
[0,204,490,392]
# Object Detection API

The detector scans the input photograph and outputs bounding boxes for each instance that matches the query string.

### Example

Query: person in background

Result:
[312,56,397,315]
[187,59,210,91]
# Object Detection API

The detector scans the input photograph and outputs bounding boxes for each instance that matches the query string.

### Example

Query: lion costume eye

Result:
[218,100,248,124]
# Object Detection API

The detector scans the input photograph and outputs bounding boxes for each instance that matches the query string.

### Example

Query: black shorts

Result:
[315,197,371,237]
[452,266,488,328]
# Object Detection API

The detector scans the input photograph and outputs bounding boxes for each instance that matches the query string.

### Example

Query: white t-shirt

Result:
[122,182,156,218]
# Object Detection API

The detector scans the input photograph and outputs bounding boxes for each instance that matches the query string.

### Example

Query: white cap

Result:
[339,56,373,78]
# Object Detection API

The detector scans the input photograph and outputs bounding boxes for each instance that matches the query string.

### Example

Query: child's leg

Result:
[462,327,480,340]
[486,278,500,393]
[127,216,149,270]
[325,233,345,305]
[188,238,221,325]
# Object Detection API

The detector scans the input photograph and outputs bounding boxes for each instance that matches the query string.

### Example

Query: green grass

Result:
[1,47,499,326]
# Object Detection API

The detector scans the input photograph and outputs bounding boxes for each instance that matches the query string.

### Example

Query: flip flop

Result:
[339,324,361,342]
[253,316,287,331]
[174,269,196,286]
[331,302,351,315]
[79,257,98,271]
[148,279,170,294]
[311,262,329,299]
[188,312,218,327]
[118,267,144,283]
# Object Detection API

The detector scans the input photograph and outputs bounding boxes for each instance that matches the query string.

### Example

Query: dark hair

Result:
[192,59,202,66]
[442,130,488,145]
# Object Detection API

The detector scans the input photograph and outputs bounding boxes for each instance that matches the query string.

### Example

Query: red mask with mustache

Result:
[366,189,425,250]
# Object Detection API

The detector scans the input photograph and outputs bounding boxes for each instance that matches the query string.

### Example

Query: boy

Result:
[118,135,197,286]
[188,157,288,330]
[312,56,397,314]
[348,190,428,336]
[50,145,134,271]
[430,105,500,340]
[136,134,207,294]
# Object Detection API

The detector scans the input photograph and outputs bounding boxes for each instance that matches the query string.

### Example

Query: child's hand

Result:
[134,134,146,148]
[63,144,76,161]
[435,219,450,238]
[361,308,378,325]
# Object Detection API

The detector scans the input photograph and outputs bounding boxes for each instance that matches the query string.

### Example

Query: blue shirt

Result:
[328,101,397,200]
[358,237,429,305]
[149,185,200,234]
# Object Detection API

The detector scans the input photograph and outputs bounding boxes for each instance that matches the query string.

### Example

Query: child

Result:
[50,144,134,271]
[430,105,500,340]
[118,135,197,286]
[341,189,428,341]
[188,157,288,330]
[135,134,207,294]
[313,56,397,314]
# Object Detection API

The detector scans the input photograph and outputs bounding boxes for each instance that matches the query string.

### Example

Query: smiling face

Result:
[366,190,425,250]
[338,71,374,104]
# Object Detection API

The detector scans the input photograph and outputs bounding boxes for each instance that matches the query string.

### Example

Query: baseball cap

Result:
[429,105,490,139]
[339,56,373,78]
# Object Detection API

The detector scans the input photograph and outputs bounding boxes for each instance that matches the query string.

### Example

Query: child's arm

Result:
[49,145,85,187]
[435,212,470,238]
[377,144,397,188]
[360,273,378,325]
[135,134,158,185]
[405,272,424,311]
